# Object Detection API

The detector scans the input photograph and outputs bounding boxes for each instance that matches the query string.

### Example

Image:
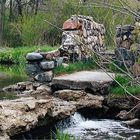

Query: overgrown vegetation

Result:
[53,60,97,75]
[110,75,140,96]
[0,45,57,64]
[1,0,140,48]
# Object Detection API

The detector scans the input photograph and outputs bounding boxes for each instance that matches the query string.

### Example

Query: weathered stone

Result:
[62,19,82,30]
[42,49,60,60]
[3,84,18,92]
[52,71,115,95]
[36,85,52,94]
[0,96,76,139]
[40,61,55,70]
[132,63,140,77]
[55,57,63,66]
[26,53,43,61]
[34,71,53,82]
[25,63,42,77]
[54,90,104,109]
[115,48,135,65]
[123,118,140,128]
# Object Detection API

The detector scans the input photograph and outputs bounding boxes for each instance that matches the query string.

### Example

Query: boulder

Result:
[0,96,76,139]
[40,61,55,70]
[34,71,53,82]
[54,89,104,109]
[26,53,43,61]
[52,71,115,95]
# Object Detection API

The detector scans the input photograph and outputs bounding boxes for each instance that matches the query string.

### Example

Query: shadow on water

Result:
[0,64,27,100]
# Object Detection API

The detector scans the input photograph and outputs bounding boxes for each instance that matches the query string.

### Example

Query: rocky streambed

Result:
[0,71,140,139]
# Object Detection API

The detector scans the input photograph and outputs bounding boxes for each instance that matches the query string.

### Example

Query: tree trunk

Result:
[0,0,6,46]
[9,0,13,21]
[35,0,39,15]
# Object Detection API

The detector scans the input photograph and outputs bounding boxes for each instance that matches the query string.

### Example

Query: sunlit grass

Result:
[0,45,57,64]
[53,60,97,75]
[110,75,140,96]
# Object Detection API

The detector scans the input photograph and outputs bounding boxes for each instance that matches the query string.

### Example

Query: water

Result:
[0,65,27,99]
[57,112,140,140]
[12,112,140,140]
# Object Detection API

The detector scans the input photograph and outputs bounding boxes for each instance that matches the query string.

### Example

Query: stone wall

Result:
[115,22,140,77]
[25,15,105,82]
[60,15,105,62]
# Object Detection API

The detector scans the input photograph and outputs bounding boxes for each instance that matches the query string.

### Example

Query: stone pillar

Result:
[115,23,140,77]
[60,15,105,62]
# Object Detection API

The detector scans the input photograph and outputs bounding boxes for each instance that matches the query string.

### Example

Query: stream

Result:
[0,65,27,99]
[1,65,140,140]
[12,112,140,140]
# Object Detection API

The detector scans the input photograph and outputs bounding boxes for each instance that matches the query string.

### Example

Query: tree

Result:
[0,0,6,46]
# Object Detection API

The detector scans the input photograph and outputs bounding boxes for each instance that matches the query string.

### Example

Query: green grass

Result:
[53,60,97,75]
[110,75,140,96]
[0,45,57,64]
[51,129,77,140]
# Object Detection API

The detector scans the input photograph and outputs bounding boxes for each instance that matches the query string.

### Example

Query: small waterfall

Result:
[57,112,140,140]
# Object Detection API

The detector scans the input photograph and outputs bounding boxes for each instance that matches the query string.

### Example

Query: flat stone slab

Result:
[52,71,115,94]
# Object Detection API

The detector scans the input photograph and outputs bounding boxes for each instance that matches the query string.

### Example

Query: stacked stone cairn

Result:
[115,22,140,77]
[26,15,105,82]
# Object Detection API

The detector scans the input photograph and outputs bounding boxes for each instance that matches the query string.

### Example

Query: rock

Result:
[40,61,55,70]
[52,71,115,95]
[115,48,135,67]
[25,62,42,77]
[42,49,60,60]
[22,90,34,95]
[123,118,140,128]
[26,53,43,61]
[0,96,76,139]
[117,110,135,120]
[36,85,52,94]
[55,57,63,66]
[54,90,104,109]
[62,63,69,68]
[3,84,18,92]
[34,71,53,82]
[62,19,82,30]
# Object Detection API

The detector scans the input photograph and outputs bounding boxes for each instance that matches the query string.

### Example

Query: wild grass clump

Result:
[0,45,57,64]
[110,75,140,96]
[53,60,97,75]
[51,129,77,140]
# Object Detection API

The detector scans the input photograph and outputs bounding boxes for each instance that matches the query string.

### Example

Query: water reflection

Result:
[0,65,27,99]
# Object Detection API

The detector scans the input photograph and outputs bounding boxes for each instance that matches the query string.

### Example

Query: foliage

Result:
[51,129,77,140]
[53,60,97,75]
[1,0,139,47]
[110,75,140,95]
[0,45,57,64]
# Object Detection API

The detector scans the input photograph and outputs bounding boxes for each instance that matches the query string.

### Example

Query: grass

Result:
[51,129,77,140]
[110,75,140,96]
[53,60,97,75]
[0,45,57,64]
